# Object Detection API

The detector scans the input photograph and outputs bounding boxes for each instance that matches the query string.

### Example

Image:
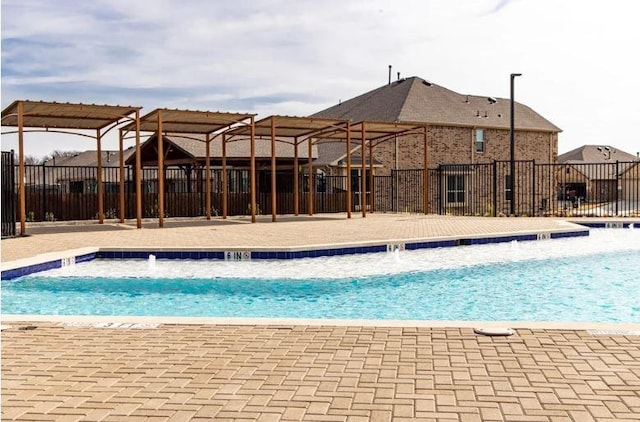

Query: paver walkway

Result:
[2,322,640,421]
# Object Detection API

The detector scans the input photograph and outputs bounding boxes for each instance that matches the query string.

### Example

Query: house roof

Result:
[312,77,561,132]
[313,140,381,167]
[44,149,136,167]
[558,145,639,181]
[314,141,351,167]
[1,100,140,130]
[125,134,317,166]
[558,145,638,164]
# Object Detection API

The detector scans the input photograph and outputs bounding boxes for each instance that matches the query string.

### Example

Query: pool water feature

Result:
[3,229,640,323]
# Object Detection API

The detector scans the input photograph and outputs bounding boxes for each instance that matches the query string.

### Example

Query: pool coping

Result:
[1,222,592,280]
[3,314,640,332]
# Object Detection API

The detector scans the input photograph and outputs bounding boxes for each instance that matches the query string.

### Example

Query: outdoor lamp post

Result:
[510,73,522,216]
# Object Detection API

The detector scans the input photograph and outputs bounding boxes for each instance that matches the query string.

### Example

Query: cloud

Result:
[484,0,518,15]
[2,0,640,159]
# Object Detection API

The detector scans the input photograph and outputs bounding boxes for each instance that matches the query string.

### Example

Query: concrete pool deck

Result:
[2,214,640,421]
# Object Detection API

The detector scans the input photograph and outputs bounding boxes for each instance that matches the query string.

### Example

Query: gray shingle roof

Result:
[314,141,380,167]
[43,149,136,167]
[558,145,638,163]
[312,76,561,132]
[125,134,317,166]
[558,145,639,180]
[163,134,317,160]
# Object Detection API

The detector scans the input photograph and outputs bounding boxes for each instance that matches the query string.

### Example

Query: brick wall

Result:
[369,126,558,175]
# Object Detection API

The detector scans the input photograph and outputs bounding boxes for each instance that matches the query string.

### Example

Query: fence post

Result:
[437,165,443,215]
[42,162,47,220]
[1,151,16,238]
[531,160,536,217]
[615,160,619,216]
[492,161,498,217]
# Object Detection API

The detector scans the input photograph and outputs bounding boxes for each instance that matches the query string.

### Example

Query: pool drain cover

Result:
[473,327,514,336]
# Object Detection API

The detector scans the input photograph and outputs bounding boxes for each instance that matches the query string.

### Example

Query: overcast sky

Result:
[2,0,639,159]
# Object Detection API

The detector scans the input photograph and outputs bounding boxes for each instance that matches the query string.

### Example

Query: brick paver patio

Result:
[2,322,640,421]
[1,214,586,263]
[2,214,640,420]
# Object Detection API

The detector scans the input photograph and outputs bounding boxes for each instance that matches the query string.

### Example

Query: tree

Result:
[40,150,81,164]
[23,155,40,165]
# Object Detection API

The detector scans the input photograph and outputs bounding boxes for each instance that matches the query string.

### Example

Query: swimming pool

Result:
[3,229,639,322]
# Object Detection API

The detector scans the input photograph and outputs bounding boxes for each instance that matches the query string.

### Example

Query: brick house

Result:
[558,145,639,204]
[312,76,561,215]
[313,76,560,171]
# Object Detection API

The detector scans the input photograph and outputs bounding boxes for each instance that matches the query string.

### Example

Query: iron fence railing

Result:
[2,151,16,237]
[11,160,640,221]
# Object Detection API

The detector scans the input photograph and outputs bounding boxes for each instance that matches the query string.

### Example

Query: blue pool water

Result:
[2,229,640,322]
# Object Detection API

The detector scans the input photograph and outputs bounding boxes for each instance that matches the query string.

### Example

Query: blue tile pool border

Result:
[0,227,597,281]
[569,221,639,229]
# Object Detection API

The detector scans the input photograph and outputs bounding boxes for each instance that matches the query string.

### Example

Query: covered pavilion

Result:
[1,100,142,235]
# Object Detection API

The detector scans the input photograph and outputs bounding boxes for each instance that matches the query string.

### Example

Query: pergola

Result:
[1,100,141,235]
[120,108,256,226]
[329,120,430,217]
[227,117,428,220]
[225,116,351,221]
[2,100,430,231]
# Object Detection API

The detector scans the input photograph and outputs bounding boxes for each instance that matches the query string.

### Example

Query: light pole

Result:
[509,73,522,216]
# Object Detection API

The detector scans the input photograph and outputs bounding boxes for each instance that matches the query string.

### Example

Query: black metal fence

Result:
[421,160,639,217]
[11,160,640,222]
[2,151,16,237]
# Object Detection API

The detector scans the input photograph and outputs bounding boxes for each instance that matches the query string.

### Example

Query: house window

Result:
[475,129,485,153]
[505,175,512,201]
[446,175,465,204]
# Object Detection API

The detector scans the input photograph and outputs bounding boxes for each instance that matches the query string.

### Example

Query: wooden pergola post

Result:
[17,101,26,235]
[293,137,299,216]
[346,123,352,219]
[96,129,104,224]
[361,123,367,218]
[369,138,374,213]
[307,137,313,216]
[157,110,164,228]
[118,129,125,223]
[205,133,211,220]
[250,116,256,223]
[423,126,429,214]
[222,133,227,219]
[135,109,142,228]
[270,116,277,222]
